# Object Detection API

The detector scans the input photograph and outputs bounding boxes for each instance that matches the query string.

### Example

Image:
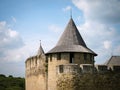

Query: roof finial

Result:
[70,8,72,18]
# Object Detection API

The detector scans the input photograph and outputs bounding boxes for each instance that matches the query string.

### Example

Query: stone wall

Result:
[74,53,94,64]
[25,52,120,90]
[47,53,69,90]
[56,64,120,90]
[56,73,81,90]
[56,64,80,74]
[25,54,47,90]
[47,52,94,90]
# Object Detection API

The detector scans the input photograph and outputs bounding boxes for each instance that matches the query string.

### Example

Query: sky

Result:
[0,0,120,77]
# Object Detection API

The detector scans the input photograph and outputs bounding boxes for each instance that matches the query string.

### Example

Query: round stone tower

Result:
[25,42,47,90]
[46,18,97,90]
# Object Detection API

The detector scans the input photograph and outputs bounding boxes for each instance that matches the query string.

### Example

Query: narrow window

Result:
[50,54,52,62]
[59,65,63,73]
[90,54,93,61]
[46,55,48,63]
[57,53,61,60]
[35,59,37,65]
[84,53,87,60]
[70,53,74,63]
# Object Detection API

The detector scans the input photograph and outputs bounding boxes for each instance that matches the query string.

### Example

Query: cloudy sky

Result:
[0,0,120,77]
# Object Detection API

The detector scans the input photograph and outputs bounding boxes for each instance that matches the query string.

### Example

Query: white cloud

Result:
[8,29,18,38]
[0,21,24,62]
[0,21,38,76]
[77,21,119,64]
[62,6,72,12]
[48,24,62,33]
[72,0,120,64]
[78,21,116,42]
[103,40,112,49]
[72,0,120,23]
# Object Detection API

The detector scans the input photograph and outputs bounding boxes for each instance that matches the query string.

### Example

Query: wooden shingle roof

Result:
[105,56,120,66]
[46,18,97,56]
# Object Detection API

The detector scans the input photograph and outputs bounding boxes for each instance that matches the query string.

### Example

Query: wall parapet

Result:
[56,64,81,74]
[56,64,120,75]
[25,54,46,77]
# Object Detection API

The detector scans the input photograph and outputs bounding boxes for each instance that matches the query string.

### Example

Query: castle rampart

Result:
[25,53,47,90]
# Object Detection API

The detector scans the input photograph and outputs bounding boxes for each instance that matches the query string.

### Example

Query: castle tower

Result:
[25,42,46,90]
[46,18,97,90]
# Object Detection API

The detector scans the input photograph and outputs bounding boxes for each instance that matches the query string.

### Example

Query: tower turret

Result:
[25,41,46,90]
[46,18,97,90]
[37,40,45,56]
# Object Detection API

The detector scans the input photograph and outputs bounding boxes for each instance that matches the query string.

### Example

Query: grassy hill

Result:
[0,74,25,90]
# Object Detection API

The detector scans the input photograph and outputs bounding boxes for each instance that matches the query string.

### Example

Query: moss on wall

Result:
[56,72,120,90]
[56,73,80,90]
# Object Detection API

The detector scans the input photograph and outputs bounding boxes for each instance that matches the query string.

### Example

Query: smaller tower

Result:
[37,40,45,56]
[25,41,46,90]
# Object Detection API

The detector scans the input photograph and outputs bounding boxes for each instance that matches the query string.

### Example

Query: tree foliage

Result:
[0,74,25,90]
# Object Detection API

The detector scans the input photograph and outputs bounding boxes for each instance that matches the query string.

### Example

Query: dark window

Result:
[90,54,92,61]
[50,54,52,62]
[46,55,48,63]
[35,59,37,65]
[70,53,74,63]
[57,53,61,60]
[59,65,63,73]
[84,54,87,60]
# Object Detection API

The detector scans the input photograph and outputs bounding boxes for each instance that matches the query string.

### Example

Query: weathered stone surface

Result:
[25,54,47,90]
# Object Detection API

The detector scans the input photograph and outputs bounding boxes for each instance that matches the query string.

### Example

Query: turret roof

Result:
[47,18,97,56]
[56,18,87,47]
[37,42,44,56]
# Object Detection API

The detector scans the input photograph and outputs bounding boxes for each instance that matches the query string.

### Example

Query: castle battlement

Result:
[56,64,120,75]
[25,18,120,90]
[25,53,46,77]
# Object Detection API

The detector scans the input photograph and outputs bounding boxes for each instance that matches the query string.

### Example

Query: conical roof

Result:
[37,42,45,56]
[56,18,87,47]
[47,18,97,56]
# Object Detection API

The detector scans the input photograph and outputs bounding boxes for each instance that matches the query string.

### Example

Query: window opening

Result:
[59,65,63,73]
[84,53,87,60]
[70,53,74,63]
[57,53,61,60]
[50,54,52,62]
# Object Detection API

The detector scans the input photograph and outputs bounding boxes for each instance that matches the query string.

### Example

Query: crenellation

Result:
[108,65,120,72]
[25,53,46,78]
[95,65,108,73]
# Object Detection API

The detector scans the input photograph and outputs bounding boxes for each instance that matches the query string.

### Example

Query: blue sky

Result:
[0,0,120,77]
